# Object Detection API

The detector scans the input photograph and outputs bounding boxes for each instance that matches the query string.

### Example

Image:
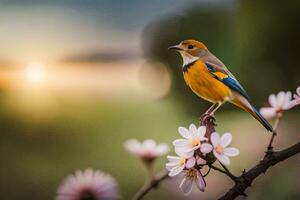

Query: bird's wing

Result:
[205,60,249,100]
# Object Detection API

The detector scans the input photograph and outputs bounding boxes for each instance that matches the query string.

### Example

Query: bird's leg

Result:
[204,103,219,115]
[210,103,222,115]
[200,103,220,125]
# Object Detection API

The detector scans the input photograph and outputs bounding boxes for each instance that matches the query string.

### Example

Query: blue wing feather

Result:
[205,62,249,99]
[205,63,216,72]
[222,77,249,99]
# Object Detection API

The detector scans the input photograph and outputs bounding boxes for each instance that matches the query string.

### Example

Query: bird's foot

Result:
[200,113,216,126]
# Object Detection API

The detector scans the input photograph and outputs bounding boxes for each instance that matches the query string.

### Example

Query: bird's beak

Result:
[168,44,182,51]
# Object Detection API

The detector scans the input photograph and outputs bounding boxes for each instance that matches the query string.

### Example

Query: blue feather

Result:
[205,62,249,99]
[251,105,273,132]
[222,77,249,99]
[205,63,216,72]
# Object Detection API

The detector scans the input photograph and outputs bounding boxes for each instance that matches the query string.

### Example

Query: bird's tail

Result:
[231,95,273,132]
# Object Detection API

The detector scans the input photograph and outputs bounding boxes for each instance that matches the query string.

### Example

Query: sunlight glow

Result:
[25,62,47,83]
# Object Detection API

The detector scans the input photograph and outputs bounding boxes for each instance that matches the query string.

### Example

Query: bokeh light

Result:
[25,62,47,83]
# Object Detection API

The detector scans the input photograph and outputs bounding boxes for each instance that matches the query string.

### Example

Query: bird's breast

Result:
[182,59,231,103]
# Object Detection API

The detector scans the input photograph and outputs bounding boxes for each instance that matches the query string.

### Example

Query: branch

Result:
[132,109,300,200]
[133,170,169,200]
[218,140,300,200]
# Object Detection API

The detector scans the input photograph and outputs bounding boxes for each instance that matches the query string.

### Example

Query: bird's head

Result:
[168,39,208,64]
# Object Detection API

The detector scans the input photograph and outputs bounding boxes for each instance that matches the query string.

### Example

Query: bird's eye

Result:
[188,45,194,49]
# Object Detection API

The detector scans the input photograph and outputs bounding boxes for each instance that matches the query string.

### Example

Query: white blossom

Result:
[211,132,240,166]
[260,91,295,119]
[166,150,196,177]
[179,168,206,195]
[124,139,169,161]
[173,124,213,157]
[292,86,300,106]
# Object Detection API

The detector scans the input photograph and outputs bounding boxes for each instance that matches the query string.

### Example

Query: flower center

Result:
[179,158,186,166]
[185,168,197,180]
[80,190,97,200]
[215,144,224,154]
[190,138,200,147]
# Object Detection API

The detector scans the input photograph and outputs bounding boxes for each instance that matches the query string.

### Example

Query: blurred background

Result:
[0,0,299,199]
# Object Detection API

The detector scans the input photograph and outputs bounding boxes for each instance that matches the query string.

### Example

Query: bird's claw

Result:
[200,113,216,126]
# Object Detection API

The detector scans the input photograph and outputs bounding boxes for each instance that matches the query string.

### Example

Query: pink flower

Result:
[179,168,206,195]
[124,139,169,162]
[166,150,196,177]
[260,91,295,119]
[210,132,240,166]
[56,168,119,200]
[196,155,207,165]
[292,86,300,106]
[173,124,213,157]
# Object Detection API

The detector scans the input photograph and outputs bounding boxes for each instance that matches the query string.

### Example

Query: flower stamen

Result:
[215,144,224,154]
[190,138,200,147]
[185,168,198,180]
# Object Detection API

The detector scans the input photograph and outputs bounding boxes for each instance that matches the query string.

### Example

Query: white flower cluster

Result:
[166,124,239,195]
[260,86,300,119]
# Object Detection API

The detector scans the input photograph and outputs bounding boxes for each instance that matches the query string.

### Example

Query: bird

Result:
[169,39,273,132]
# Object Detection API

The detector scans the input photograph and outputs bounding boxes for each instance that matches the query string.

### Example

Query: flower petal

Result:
[200,143,213,154]
[283,91,292,106]
[213,150,230,166]
[155,144,169,155]
[220,133,232,148]
[169,165,185,177]
[268,94,277,107]
[175,147,194,158]
[185,157,196,169]
[296,87,300,96]
[295,98,300,106]
[197,126,206,138]
[124,139,141,153]
[179,177,193,195]
[167,155,180,162]
[224,147,240,157]
[282,100,296,110]
[178,126,191,139]
[173,139,189,147]
[142,140,156,150]
[196,157,206,165]
[196,171,206,192]
[189,124,198,136]
[210,132,220,147]
[276,91,285,108]
[166,162,179,171]
[260,107,277,119]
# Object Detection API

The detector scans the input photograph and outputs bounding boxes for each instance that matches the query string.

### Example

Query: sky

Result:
[0,0,194,65]
[0,0,230,100]
[0,0,233,65]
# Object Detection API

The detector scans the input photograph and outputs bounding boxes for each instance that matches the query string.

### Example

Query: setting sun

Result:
[25,62,47,83]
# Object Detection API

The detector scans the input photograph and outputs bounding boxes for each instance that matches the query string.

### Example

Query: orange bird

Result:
[169,39,273,132]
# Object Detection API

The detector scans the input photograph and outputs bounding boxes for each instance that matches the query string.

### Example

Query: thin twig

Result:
[209,165,228,175]
[220,163,238,180]
[209,164,237,181]
[133,170,169,200]
[267,112,282,153]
